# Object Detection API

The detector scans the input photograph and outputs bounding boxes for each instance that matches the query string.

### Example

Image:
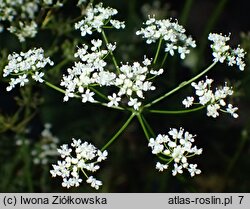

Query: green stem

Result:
[138,114,169,162]
[137,113,150,140]
[136,113,176,163]
[96,101,126,111]
[45,80,127,111]
[145,61,217,108]
[141,114,155,138]
[149,105,205,114]
[101,113,135,151]
[45,81,70,95]
[101,30,119,72]
[153,37,163,65]
[103,26,114,29]
[89,86,108,101]
[81,168,89,179]
[160,53,168,68]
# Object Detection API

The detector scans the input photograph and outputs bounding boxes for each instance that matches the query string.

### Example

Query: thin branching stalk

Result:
[145,61,217,108]
[101,113,135,151]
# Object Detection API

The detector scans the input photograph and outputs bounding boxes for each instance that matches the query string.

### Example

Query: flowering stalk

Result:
[96,102,126,111]
[88,86,109,101]
[160,53,168,67]
[101,30,119,72]
[144,61,217,108]
[140,115,156,138]
[153,37,163,64]
[101,113,135,151]
[149,105,205,114]
[45,80,126,111]
[44,81,70,95]
[138,115,173,162]
[136,113,150,140]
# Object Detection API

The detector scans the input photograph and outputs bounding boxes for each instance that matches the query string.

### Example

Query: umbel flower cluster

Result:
[136,16,196,59]
[3,48,54,91]
[50,138,108,189]
[1,1,247,191]
[182,77,238,118]
[208,33,246,71]
[75,3,125,36]
[60,39,163,110]
[148,128,202,177]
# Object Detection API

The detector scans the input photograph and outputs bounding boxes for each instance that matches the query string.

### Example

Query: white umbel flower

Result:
[183,77,239,119]
[75,3,125,37]
[156,162,168,172]
[107,93,121,107]
[3,48,53,91]
[182,96,194,108]
[148,128,202,177]
[208,33,246,71]
[226,104,239,118]
[50,138,108,190]
[86,176,103,190]
[136,17,196,59]
[188,164,201,177]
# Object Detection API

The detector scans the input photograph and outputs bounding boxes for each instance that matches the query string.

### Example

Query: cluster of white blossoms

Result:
[50,138,108,189]
[31,123,59,165]
[208,33,246,71]
[60,40,163,110]
[0,0,63,41]
[136,16,196,59]
[3,48,54,91]
[182,77,239,118]
[112,58,163,110]
[60,39,110,102]
[148,128,202,177]
[75,3,125,37]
